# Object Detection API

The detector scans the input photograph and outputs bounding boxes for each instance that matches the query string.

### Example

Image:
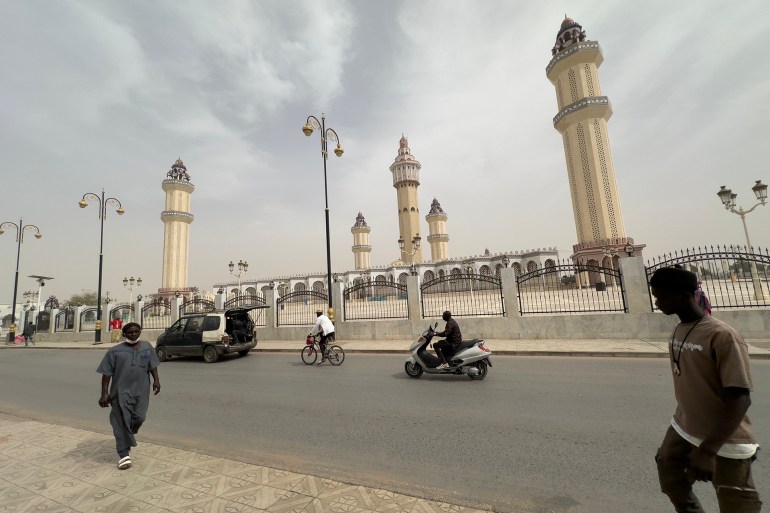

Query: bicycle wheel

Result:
[327,345,345,366]
[301,346,317,365]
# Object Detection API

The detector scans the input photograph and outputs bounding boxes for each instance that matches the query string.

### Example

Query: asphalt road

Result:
[1,350,767,513]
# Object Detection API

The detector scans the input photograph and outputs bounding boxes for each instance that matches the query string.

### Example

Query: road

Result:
[1,350,767,513]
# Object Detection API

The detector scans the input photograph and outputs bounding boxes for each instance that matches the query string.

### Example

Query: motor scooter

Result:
[404,323,492,380]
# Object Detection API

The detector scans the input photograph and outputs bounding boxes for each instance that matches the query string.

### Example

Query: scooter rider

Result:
[309,309,335,365]
[434,311,462,369]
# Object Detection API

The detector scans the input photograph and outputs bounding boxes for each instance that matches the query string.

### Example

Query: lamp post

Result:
[79,190,124,344]
[302,113,344,309]
[228,260,248,298]
[398,235,422,259]
[28,275,53,324]
[122,276,142,319]
[0,219,42,343]
[717,180,768,300]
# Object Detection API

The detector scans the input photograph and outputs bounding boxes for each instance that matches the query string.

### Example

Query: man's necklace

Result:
[671,317,704,376]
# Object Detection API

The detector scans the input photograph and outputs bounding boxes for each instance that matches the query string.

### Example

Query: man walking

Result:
[22,322,36,346]
[650,267,761,512]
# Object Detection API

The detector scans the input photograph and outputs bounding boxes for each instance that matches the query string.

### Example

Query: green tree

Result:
[64,290,98,307]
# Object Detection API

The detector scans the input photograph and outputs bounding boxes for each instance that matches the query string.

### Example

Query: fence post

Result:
[619,256,651,313]
[170,297,181,324]
[332,281,344,321]
[406,275,421,320]
[265,288,276,329]
[100,303,110,341]
[49,309,58,333]
[73,306,83,333]
[134,299,144,324]
[499,267,520,317]
[215,292,225,312]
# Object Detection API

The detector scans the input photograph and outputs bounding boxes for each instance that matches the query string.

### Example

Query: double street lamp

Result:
[398,235,422,260]
[123,276,142,318]
[717,180,768,300]
[79,190,124,344]
[0,219,42,343]
[228,260,248,297]
[303,113,344,309]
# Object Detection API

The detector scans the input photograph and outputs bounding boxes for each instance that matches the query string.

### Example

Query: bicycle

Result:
[301,334,345,366]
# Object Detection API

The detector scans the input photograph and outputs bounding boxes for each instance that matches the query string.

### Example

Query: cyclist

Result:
[309,309,335,365]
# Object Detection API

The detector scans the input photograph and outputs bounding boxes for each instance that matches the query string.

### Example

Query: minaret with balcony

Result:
[159,159,195,301]
[351,212,372,270]
[425,198,449,261]
[389,135,423,263]
[546,17,642,262]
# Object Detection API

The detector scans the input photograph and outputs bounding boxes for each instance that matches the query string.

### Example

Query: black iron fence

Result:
[179,298,216,316]
[141,299,172,330]
[646,245,770,310]
[224,295,268,327]
[109,304,134,327]
[79,308,98,331]
[517,260,626,315]
[276,290,328,326]
[55,307,75,332]
[343,281,408,320]
[421,273,504,318]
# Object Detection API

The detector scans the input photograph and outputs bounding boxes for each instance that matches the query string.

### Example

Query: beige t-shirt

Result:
[670,315,756,445]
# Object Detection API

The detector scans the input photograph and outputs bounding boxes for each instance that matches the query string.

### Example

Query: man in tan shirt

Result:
[650,267,761,512]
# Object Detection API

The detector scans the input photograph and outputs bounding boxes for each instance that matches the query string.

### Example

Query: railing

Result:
[179,298,216,316]
[54,307,75,332]
[421,273,504,318]
[109,304,134,326]
[141,299,172,330]
[343,281,408,320]
[224,295,268,327]
[517,261,627,315]
[276,290,328,327]
[646,245,770,310]
[79,308,98,331]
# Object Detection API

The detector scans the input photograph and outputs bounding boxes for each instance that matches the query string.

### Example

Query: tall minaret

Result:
[546,18,641,261]
[389,135,423,263]
[351,212,372,270]
[425,198,449,261]
[159,159,195,300]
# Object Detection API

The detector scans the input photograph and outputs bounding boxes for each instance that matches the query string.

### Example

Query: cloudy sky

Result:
[1,0,768,304]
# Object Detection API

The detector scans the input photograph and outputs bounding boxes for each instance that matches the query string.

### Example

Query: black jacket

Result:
[437,318,462,345]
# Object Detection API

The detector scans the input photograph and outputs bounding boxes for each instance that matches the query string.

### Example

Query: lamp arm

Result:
[326,128,341,145]
[306,115,322,131]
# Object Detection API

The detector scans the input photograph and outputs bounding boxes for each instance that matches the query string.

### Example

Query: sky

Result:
[1,0,769,304]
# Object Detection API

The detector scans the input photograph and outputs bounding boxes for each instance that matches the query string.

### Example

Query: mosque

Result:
[154,17,642,301]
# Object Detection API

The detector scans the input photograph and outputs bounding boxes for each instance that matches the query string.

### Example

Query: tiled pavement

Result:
[0,415,492,513]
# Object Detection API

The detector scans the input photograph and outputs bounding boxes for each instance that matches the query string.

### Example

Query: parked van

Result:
[155,306,268,363]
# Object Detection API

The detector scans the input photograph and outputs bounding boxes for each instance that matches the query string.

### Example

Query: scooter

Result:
[404,323,492,380]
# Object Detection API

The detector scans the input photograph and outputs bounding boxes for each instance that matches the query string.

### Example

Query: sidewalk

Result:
[4,337,770,358]
[0,413,492,513]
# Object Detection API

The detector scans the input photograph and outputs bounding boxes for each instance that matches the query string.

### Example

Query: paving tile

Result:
[363,489,418,513]
[265,492,314,513]
[128,482,208,510]
[219,483,304,510]
[302,497,374,513]
[145,464,215,487]
[0,486,41,511]
[133,457,183,479]
[184,475,254,497]
[168,496,264,513]
[14,495,77,513]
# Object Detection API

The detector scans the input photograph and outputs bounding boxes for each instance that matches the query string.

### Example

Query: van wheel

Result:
[156,346,169,362]
[203,346,219,363]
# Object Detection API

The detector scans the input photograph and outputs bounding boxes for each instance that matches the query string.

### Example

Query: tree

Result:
[64,290,98,307]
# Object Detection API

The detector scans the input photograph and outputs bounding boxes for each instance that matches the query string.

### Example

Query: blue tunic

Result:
[96,340,159,452]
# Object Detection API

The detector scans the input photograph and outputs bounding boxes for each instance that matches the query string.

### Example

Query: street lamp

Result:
[465,260,476,300]
[502,255,510,268]
[302,113,344,309]
[717,180,768,300]
[624,243,635,257]
[122,276,142,319]
[228,260,248,297]
[28,275,53,325]
[398,234,422,258]
[79,190,124,344]
[0,219,42,343]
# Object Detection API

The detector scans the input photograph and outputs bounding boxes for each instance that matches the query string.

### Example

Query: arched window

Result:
[260,286,270,296]
[398,273,408,285]
[495,264,503,277]
[513,262,522,277]
[526,261,538,272]
[438,269,446,278]
[245,287,257,296]
[450,268,462,276]
[545,259,556,268]
[423,270,435,282]
[479,265,491,275]
[312,281,325,293]
[294,282,306,292]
